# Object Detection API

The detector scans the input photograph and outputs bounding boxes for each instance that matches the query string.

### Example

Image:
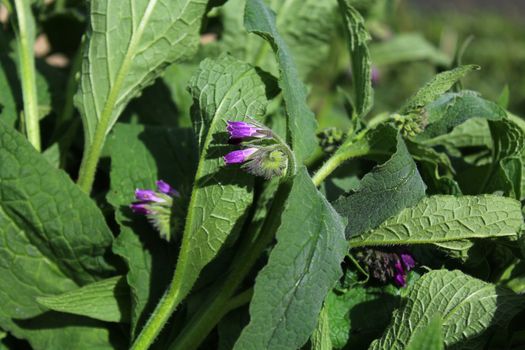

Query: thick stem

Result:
[13,0,40,151]
[168,181,293,350]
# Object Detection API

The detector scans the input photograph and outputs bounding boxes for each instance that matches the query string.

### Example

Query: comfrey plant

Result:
[1,0,525,350]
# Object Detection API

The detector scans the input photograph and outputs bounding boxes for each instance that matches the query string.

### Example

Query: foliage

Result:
[0,0,525,350]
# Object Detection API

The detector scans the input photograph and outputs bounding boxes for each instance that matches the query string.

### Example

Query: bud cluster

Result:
[317,127,346,154]
[130,180,180,241]
[223,118,291,179]
[392,112,428,137]
[354,248,416,287]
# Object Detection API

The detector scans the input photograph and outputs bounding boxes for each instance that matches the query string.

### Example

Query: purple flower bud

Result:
[394,272,406,287]
[130,203,151,215]
[227,121,266,140]
[224,148,258,164]
[135,189,165,203]
[400,252,415,271]
[156,180,179,197]
[371,66,380,86]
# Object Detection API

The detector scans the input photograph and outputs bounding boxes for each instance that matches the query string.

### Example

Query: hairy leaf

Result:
[234,168,347,350]
[0,120,116,348]
[37,276,130,323]
[338,0,373,118]
[334,131,426,238]
[418,90,506,140]
[350,195,523,247]
[74,0,208,147]
[400,65,479,114]
[244,0,318,163]
[405,315,444,350]
[369,270,525,349]
[107,123,197,334]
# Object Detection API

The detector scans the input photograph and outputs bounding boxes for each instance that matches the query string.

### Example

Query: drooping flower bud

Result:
[223,148,258,164]
[226,120,270,141]
[243,148,288,179]
[130,180,180,241]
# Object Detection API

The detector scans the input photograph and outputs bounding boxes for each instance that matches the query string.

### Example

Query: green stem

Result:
[13,0,40,151]
[168,181,293,350]
[312,129,370,186]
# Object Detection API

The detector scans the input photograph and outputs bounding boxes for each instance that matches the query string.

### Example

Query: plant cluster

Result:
[0,0,525,350]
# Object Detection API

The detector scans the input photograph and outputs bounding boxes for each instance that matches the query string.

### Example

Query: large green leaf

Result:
[168,54,271,312]
[244,0,318,163]
[74,0,208,147]
[334,131,426,238]
[0,120,117,348]
[400,65,478,114]
[349,195,523,247]
[310,307,332,350]
[107,123,197,334]
[37,276,130,323]
[234,167,347,350]
[338,0,373,118]
[369,270,525,349]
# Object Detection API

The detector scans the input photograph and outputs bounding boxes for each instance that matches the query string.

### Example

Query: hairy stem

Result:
[13,0,40,151]
[168,181,293,350]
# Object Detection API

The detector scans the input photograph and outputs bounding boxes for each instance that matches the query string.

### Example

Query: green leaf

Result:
[234,168,347,350]
[310,306,332,350]
[0,120,117,348]
[169,54,271,311]
[400,65,479,114]
[37,276,130,323]
[418,90,506,140]
[325,286,399,349]
[334,131,426,238]
[405,315,444,350]
[338,0,373,118]
[370,33,450,66]
[486,119,525,199]
[369,270,525,350]
[107,122,197,334]
[244,0,318,163]
[350,195,523,248]
[74,0,208,148]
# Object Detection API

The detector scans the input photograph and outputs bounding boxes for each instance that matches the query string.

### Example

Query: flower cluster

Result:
[355,248,416,287]
[392,112,428,137]
[130,180,180,241]
[223,119,290,179]
[317,127,346,154]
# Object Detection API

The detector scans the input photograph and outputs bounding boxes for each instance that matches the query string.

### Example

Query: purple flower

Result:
[400,252,415,271]
[135,189,165,203]
[393,260,406,287]
[371,66,380,86]
[227,121,267,140]
[130,203,151,215]
[224,148,258,164]
[156,180,179,197]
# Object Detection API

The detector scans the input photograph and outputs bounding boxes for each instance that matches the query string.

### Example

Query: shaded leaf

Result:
[334,131,426,238]
[107,122,197,334]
